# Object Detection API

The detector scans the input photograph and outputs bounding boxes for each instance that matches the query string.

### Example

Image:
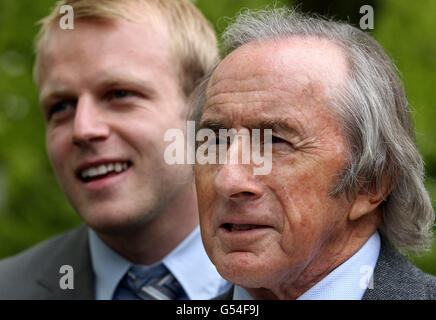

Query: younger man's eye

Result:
[48,101,74,118]
[112,90,132,99]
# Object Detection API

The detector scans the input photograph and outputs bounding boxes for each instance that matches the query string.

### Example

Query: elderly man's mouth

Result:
[221,223,272,232]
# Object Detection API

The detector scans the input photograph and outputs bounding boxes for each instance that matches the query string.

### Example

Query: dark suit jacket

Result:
[0,225,94,299]
[215,236,436,300]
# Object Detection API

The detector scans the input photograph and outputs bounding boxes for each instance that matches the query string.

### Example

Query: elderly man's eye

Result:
[267,135,294,151]
[271,136,285,143]
[214,136,228,145]
[210,132,228,145]
[269,135,289,145]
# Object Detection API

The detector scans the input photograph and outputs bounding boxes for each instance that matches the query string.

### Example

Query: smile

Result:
[78,161,132,183]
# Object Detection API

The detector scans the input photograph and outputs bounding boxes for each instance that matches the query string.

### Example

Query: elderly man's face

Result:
[196,38,357,293]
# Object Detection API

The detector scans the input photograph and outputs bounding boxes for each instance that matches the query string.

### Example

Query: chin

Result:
[78,205,149,235]
[214,251,276,289]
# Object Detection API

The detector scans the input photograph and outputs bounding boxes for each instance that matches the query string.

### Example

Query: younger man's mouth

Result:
[77,161,132,183]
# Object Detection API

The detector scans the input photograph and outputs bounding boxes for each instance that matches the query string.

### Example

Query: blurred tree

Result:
[373,0,436,274]
[0,0,81,257]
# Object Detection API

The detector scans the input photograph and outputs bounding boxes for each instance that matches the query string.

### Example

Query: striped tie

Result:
[114,263,188,300]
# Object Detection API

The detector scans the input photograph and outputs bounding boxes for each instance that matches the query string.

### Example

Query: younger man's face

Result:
[38,17,192,233]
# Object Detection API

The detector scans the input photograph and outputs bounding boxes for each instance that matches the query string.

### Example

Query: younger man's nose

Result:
[72,97,110,146]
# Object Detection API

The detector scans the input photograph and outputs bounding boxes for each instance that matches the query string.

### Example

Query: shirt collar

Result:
[233,231,381,300]
[162,226,231,299]
[89,226,230,300]
[88,228,131,300]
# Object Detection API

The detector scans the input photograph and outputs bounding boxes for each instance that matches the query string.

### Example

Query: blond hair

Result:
[34,0,218,98]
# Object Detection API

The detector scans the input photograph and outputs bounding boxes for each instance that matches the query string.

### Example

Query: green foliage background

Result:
[0,0,435,274]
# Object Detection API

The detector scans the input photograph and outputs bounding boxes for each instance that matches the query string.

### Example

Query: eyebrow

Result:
[199,117,304,137]
[98,76,157,98]
[39,86,75,109]
[39,74,157,107]
[199,119,231,131]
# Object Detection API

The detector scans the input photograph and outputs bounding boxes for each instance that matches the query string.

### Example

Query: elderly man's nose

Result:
[214,162,263,201]
[72,99,110,146]
[214,139,263,201]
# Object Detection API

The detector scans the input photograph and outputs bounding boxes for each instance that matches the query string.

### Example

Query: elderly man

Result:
[194,8,436,300]
[0,0,230,299]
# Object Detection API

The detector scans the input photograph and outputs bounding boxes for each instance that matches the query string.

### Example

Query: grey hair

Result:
[196,7,434,253]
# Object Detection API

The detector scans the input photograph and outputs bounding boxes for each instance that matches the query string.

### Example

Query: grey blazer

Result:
[0,225,94,299]
[215,236,436,300]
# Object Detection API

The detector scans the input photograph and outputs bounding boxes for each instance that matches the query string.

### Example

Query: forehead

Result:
[211,36,348,91]
[37,16,173,89]
[203,37,348,127]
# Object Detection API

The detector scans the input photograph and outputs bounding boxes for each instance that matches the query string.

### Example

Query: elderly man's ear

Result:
[348,175,393,221]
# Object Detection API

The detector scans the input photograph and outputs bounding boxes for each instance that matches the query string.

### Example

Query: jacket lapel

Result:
[362,235,426,300]
[35,225,95,299]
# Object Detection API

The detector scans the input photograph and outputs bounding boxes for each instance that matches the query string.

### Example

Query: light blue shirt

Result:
[234,231,381,300]
[89,226,231,300]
